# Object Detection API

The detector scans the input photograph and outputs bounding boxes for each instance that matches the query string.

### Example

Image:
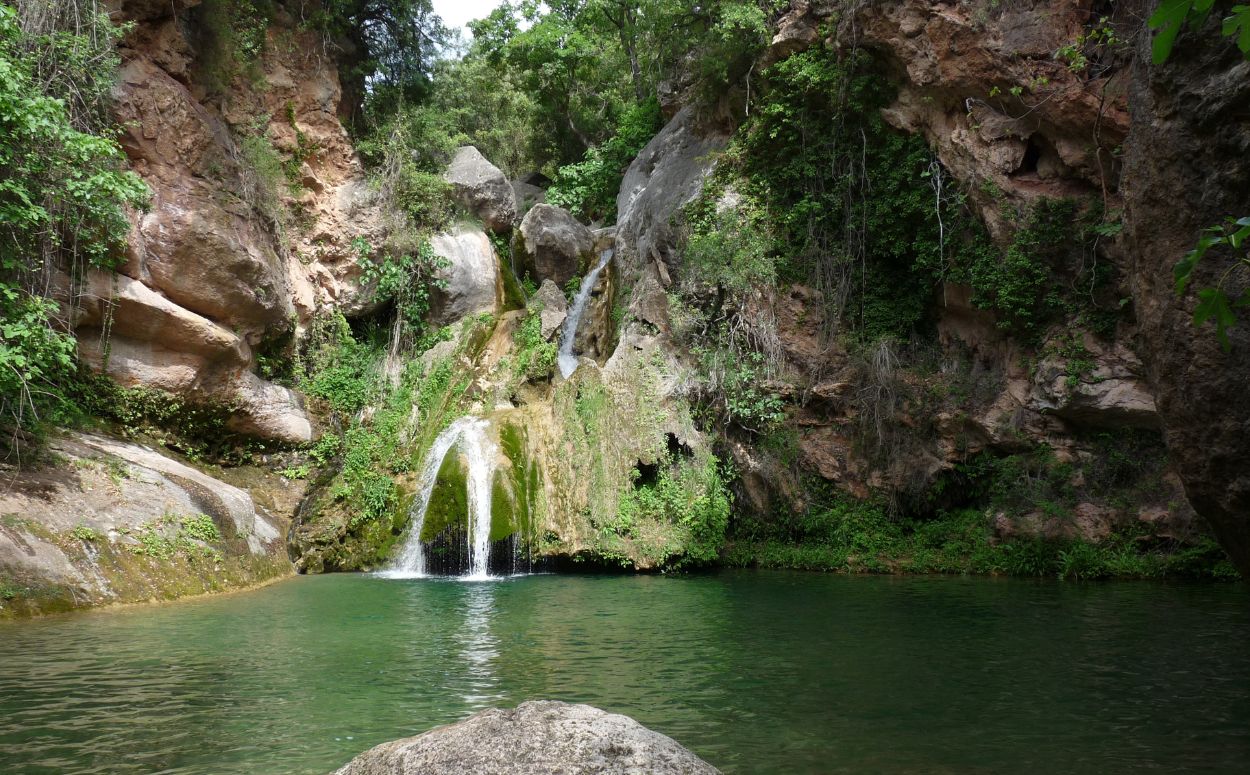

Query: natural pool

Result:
[1,572,1248,774]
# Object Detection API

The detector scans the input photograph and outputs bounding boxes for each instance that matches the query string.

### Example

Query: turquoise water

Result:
[1,572,1248,774]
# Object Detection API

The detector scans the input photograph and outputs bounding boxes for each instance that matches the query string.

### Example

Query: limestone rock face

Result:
[616,106,727,279]
[515,204,593,287]
[116,55,294,337]
[771,0,1129,241]
[85,4,395,442]
[443,146,518,232]
[1028,337,1158,430]
[332,701,720,775]
[531,279,568,340]
[0,433,292,617]
[1123,23,1250,576]
[428,226,503,327]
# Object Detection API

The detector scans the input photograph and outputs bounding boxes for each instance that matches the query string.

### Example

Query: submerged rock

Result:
[332,701,720,775]
[443,146,517,233]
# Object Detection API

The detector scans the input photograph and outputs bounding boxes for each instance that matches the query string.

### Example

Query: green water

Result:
[1,573,1248,774]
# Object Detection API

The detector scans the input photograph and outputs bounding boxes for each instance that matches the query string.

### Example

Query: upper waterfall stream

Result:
[558,248,614,379]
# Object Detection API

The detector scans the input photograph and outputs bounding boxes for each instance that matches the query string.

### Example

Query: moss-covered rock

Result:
[0,434,292,618]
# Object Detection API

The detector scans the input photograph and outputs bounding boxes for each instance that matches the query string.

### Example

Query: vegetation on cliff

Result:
[3,0,1246,584]
[0,4,147,452]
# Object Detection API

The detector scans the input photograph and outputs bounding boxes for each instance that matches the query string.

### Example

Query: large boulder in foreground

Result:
[443,146,517,233]
[515,204,594,287]
[332,701,720,775]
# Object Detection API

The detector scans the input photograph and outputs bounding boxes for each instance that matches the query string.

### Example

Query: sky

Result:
[432,0,504,38]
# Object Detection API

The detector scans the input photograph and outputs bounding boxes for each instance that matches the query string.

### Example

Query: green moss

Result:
[0,576,79,618]
[500,265,528,311]
[490,475,515,542]
[421,452,468,542]
[498,423,531,534]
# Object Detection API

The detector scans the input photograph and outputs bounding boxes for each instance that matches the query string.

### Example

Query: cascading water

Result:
[557,248,614,379]
[382,416,499,579]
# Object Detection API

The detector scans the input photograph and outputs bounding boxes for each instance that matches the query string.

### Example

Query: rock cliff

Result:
[5,0,1244,613]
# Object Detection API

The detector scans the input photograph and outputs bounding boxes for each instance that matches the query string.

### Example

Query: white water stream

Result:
[557,248,614,379]
[382,416,498,579]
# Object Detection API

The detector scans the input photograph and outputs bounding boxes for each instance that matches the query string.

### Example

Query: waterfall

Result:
[557,248,614,378]
[383,416,499,579]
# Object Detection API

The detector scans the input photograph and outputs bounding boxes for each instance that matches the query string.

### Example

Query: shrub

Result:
[616,454,732,566]
[0,5,149,447]
[548,98,662,222]
[512,309,557,381]
[299,312,382,416]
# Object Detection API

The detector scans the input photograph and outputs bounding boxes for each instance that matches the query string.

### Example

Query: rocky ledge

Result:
[332,701,720,775]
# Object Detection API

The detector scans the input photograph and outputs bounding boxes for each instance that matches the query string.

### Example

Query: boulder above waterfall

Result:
[443,146,517,233]
[428,225,502,327]
[331,701,721,775]
[514,203,594,287]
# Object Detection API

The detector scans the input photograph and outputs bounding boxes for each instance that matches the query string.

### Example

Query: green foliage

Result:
[306,314,482,548]
[422,54,542,177]
[237,129,288,223]
[547,98,661,222]
[466,1,636,169]
[1055,15,1125,73]
[129,514,224,563]
[69,524,100,542]
[959,198,1119,341]
[695,46,994,343]
[0,292,76,432]
[0,5,149,445]
[1149,0,1250,64]
[729,497,1236,580]
[696,1,782,88]
[615,453,732,566]
[1173,216,1250,351]
[729,424,1235,580]
[313,0,447,116]
[512,308,557,380]
[180,514,222,544]
[356,105,460,233]
[435,1,783,177]
[682,192,777,293]
[692,346,785,433]
[66,375,243,461]
[196,0,271,89]
[355,238,449,333]
[298,312,382,416]
[965,203,1070,336]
